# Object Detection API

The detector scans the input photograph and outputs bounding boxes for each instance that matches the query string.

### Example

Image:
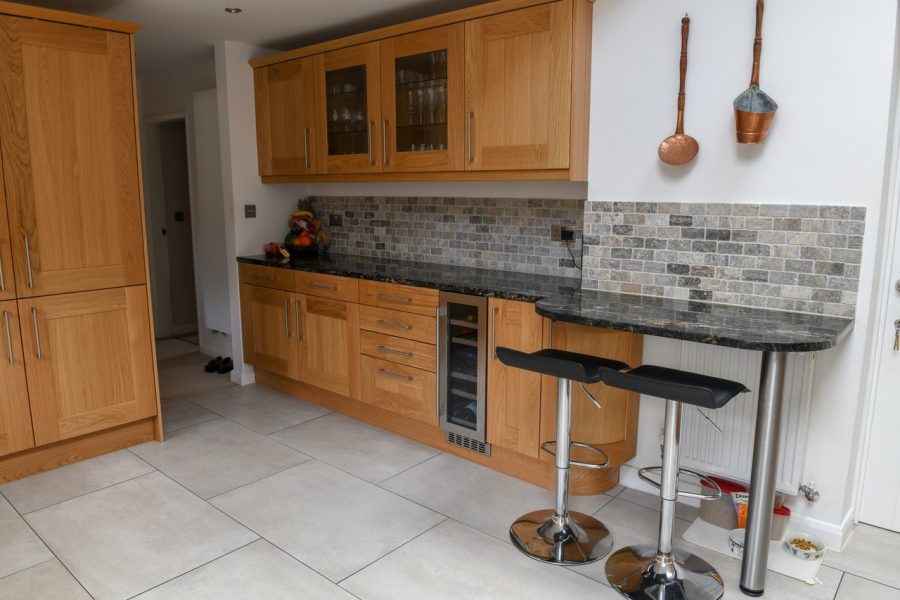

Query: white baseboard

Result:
[230,365,255,386]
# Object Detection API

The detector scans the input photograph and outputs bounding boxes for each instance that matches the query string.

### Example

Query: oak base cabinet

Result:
[0,301,34,457]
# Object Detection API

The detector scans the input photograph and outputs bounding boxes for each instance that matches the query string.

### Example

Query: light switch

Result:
[244,204,256,218]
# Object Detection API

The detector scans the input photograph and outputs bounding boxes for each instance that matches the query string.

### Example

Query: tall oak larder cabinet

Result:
[0,2,161,482]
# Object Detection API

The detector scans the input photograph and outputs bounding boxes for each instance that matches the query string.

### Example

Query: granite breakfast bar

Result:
[536,289,855,596]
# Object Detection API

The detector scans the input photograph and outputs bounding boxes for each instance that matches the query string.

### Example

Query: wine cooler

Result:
[437,292,488,447]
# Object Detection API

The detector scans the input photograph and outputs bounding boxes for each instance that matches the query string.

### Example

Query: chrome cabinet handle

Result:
[24,235,34,289]
[491,306,498,359]
[382,119,389,165]
[378,368,412,381]
[296,299,303,340]
[376,319,412,331]
[283,298,291,338]
[31,308,41,359]
[303,128,311,169]
[466,111,475,163]
[894,319,899,352]
[0,250,5,292]
[3,311,12,364]
[254,274,275,282]
[435,307,443,420]
[378,345,413,358]
[367,121,375,165]
[377,293,411,304]
[308,281,337,291]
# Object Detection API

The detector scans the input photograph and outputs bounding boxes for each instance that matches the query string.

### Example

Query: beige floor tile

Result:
[155,338,199,361]
[341,519,621,600]
[0,449,154,514]
[0,494,53,579]
[194,384,331,435]
[381,452,612,542]
[211,460,444,582]
[0,560,91,600]
[135,540,356,599]
[131,419,309,499]
[25,472,257,600]
[836,574,900,600]
[270,412,440,483]
[825,523,900,589]
[161,399,220,433]
[158,352,234,402]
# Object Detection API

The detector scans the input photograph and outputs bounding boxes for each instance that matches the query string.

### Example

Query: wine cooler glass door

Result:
[438,293,486,442]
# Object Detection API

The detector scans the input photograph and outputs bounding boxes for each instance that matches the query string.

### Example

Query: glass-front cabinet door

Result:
[315,42,382,174]
[380,25,464,173]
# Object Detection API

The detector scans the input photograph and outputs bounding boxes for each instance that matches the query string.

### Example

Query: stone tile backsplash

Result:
[311,196,584,278]
[582,201,865,317]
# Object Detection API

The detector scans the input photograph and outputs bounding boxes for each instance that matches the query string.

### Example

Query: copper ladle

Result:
[659,15,698,166]
[734,0,778,143]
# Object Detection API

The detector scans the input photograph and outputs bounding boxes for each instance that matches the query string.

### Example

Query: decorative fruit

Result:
[283,199,328,256]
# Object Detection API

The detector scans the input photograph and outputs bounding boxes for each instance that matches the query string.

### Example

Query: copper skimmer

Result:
[659,16,699,166]
[734,0,778,143]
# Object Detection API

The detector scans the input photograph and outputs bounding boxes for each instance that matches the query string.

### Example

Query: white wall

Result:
[140,55,217,118]
[589,0,897,546]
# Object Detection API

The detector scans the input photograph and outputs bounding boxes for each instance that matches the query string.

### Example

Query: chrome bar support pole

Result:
[657,400,682,557]
[740,351,787,596]
[555,377,573,518]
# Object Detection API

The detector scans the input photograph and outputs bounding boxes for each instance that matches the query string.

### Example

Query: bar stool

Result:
[495,347,630,565]
[601,365,749,600]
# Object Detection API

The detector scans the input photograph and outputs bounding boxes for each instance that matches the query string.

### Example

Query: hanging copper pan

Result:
[659,16,699,166]
[734,0,777,143]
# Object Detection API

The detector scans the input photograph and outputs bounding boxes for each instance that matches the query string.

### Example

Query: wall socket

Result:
[550,225,576,241]
[244,204,256,218]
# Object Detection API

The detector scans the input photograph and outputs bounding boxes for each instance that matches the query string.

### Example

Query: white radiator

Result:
[678,343,814,494]
[190,89,231,334]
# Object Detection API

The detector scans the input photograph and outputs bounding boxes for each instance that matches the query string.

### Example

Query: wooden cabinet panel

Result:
[360,355,437,426]
[239,263,297,292]
[20,287,157,445]
[0,164,16,300]
[486,298,544,457]
[240,284,298,379]
[0,17,145,296]
[359,304,436,344]
[298,295,360,398]
[315,42,383,174]
[539,321,643,467]
[465,2,572,171]
[0,301,34,457]
[359,280,439,316]
[296,271,359,302]
[380,24,465,172]
[255,57,318,176]
[360,330,436,372]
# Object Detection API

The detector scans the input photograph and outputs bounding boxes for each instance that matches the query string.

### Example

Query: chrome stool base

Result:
[605,544,724,600]
[510,509,614,565]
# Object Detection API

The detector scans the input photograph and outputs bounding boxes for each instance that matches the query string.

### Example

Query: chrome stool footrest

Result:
[638,466,722,500]
[541,441,609,469]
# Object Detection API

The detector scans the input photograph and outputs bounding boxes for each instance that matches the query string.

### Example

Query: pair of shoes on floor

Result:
[204,356,233,374]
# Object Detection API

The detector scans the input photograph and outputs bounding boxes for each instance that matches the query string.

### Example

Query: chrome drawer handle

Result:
[308,281,337,291]
[254,274,275,282]
[3,311,12,364]
[378,345,413,358]
[31,308,41,359]
[378,368,413,382]
[377,293,411,304]
[24,235,34,289]
[376,319,412,330]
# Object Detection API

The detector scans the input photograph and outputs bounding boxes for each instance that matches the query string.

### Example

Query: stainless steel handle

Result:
[466,111,474,163]
[367,121,375,165]
[376,319,412,331]
[436,306,443,421]
[296,299,303,340]
[0,250,5,292]
[254,274,275,282]
[283,298,291,338]
[3,311,12,364]
[382,119,389,165]
[377,293,411,304]
[894,319,899,352]
[303,128,311,169]
[378,368,413,382]
[491,306,498,359]
[378,345,413,358]
[308,281,337,291]
[24,235,34,289]
[31,308,41,359]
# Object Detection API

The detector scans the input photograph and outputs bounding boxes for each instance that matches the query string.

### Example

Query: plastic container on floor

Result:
[698,476,747,530]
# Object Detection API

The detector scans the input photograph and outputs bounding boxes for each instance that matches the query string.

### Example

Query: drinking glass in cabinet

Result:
[325,65,368,156]
[394,49,448,153]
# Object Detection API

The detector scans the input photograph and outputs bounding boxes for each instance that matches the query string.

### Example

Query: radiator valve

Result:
[799,482,820,503]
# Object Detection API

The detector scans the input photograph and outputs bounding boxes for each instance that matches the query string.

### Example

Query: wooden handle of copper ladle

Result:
[675,16,690,135]
[750,0,764,86]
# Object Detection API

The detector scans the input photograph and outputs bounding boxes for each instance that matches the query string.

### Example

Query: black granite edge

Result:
[535,290,855,353]
[237,254,581,303]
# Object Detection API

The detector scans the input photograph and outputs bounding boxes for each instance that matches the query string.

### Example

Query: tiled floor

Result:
[0,362,898,599]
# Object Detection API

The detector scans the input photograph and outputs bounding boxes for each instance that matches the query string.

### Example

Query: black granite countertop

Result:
[536,289,854,352]
[237,254,581,302]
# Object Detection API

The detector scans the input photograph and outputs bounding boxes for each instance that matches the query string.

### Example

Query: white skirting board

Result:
[682,518,825,585]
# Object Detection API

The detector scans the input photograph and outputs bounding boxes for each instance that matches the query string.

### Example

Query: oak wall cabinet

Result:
[251,0,593,183]
[0,2,160,483]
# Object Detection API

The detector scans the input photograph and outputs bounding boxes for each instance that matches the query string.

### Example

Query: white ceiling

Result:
[19,0,494,71]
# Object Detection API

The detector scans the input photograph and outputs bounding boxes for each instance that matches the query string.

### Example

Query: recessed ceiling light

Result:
[224,7,242,13]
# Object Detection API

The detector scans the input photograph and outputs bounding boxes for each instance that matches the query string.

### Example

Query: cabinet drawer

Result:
[360,330,436,372]
[360,356,437,426]
[239,263,296,292]
[296,271,358,302]
[359,305,436,344]
[359,280,439,316]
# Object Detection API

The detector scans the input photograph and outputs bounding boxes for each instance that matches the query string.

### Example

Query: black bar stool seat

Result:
[603,365,749,409]
[496,347,630,383]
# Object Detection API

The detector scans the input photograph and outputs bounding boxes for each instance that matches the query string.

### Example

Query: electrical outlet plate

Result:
[244,204,256,218]
[550,225,576,242]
